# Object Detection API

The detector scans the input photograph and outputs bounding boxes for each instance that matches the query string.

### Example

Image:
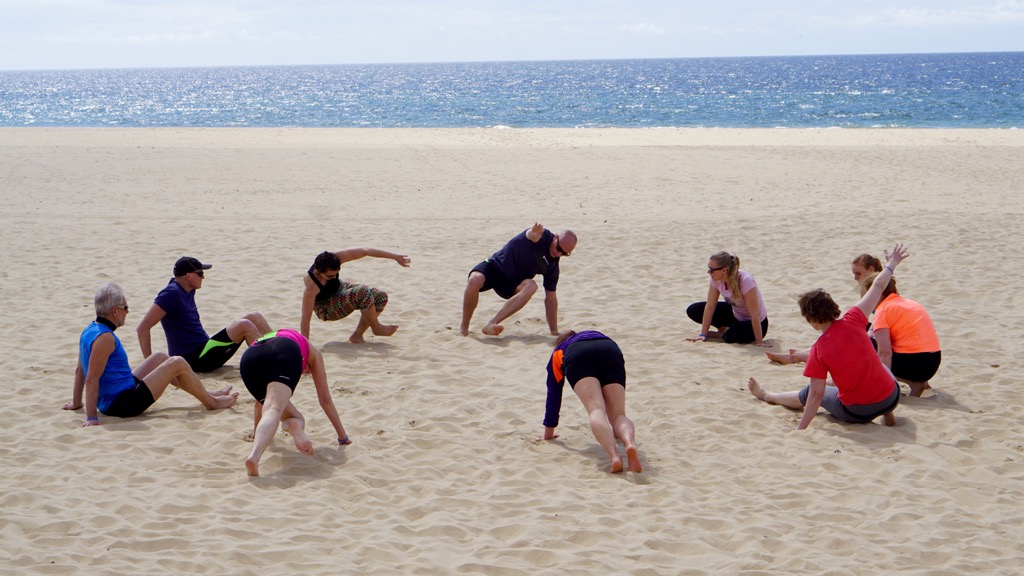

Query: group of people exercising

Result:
[68,223,941,475]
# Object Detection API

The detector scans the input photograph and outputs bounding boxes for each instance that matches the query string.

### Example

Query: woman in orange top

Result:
[862,272,941,397]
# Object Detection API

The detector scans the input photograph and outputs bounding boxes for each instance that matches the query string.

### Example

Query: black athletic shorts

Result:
[562,338,627,389]
[181,328,243,373]
[470,260,521,300]
[102,377,157,418]
[239,336,302,404]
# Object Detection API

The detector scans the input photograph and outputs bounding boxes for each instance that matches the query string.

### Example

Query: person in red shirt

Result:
[747,244,909,429]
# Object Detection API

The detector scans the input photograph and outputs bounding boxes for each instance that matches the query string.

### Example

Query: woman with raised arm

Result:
[301,248,411,343]
[686,251,770,346]
[242,328,351,477]
[540,329,642,473]
[747,244,909,430]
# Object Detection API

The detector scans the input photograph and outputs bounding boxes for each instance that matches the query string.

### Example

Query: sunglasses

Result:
[117,305,129,313]
[192,269,204,278]
[555,238,571,256]
[707,265,727,274]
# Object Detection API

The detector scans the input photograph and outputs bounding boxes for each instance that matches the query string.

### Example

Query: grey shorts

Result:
[799,380,900,424]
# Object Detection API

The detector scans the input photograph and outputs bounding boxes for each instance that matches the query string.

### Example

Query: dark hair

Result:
[859,272,899,298]
[553,330,577,348]
[852,254,882,272]
[797,289,841,324]
[313,251,341,273]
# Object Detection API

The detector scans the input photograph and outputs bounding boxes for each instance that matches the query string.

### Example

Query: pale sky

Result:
[2,0,1022,70]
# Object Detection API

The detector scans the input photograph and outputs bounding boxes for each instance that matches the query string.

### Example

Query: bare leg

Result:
[245,383,293,477]
[460,272,486,336]
[748,377,805,410]
[766,348,810,365]
[483,279,538,336]
[137,355,238,410]
[882,411,897,426]
[573,378,622,472]
[603,384,641,473]
[905,380,932,397]
[226,319,261,346]
[349,306,398,344]
[280,401,313,455]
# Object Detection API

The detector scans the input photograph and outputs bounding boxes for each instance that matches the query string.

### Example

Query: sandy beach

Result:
[2,127,1023,574]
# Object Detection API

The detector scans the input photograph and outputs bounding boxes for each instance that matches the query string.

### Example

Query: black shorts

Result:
[470,260,521,300]
[181,328,243,373]
[563,339,627,389]
[891,350,941,382]
[102,377,156,418]
[239,336,302,404]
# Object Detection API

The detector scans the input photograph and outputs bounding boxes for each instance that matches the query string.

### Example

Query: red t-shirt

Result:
[804,307,894,405]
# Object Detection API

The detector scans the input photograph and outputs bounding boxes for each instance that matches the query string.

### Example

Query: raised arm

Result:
[307,345,349,445]
[525,222,545,243]
[855,244,909,317]
[335,247,411,267]
[136,303,166,358]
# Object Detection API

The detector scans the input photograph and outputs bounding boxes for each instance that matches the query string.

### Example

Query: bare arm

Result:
[300,275,318,339]
[743,286,766,347]
[855,244,908,317]
[308,345,349,444]
[544,290,559,335]
[336,247,411,267]
[81,333,115,426]
[875,328,894,369]
[688,284,721,342]
[135,303,166,358]
[797,378,827,430]
[64,361,86,411]
[525,222,544,243]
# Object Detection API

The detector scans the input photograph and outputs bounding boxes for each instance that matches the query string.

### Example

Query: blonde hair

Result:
[710,251,742,302]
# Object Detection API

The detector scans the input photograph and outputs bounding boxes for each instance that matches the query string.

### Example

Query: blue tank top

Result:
[79,321,137,413]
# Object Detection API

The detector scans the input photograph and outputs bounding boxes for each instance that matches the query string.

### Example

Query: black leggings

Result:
[686,301,768,344]
[892,350,941,382]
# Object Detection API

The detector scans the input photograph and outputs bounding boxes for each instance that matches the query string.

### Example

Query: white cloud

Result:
[621,22,665,36]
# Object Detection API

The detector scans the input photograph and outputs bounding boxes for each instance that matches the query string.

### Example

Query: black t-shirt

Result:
[488,229,560,291]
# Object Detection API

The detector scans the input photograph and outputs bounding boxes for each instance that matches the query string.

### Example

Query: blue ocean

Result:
[1,52,1021,128]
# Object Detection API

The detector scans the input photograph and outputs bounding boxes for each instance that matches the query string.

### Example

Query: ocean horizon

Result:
[2,52,1022,129]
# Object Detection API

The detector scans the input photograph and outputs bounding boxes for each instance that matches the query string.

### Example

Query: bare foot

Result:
[907,381,932,397]
[459,325,470,336]
[610,456,624,473]
[766,350,798,365]
[372,324,399,337]
[348,333,366,344]
[882,412,897,426]
[245,455,260,477]
[626,446,642,473]
[284,419,314,455]
[481,323,504,336]
[748,377,768,401]
[211,385,234,397]
[210,392,239,410]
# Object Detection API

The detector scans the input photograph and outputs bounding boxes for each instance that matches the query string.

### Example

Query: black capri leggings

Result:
[686,301,769,344]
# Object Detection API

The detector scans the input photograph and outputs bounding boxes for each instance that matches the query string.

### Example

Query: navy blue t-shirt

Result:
[488,229,560,292]
[154,279,209,356]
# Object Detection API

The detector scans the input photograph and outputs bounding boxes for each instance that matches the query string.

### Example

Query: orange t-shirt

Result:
[872,294,940,353]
